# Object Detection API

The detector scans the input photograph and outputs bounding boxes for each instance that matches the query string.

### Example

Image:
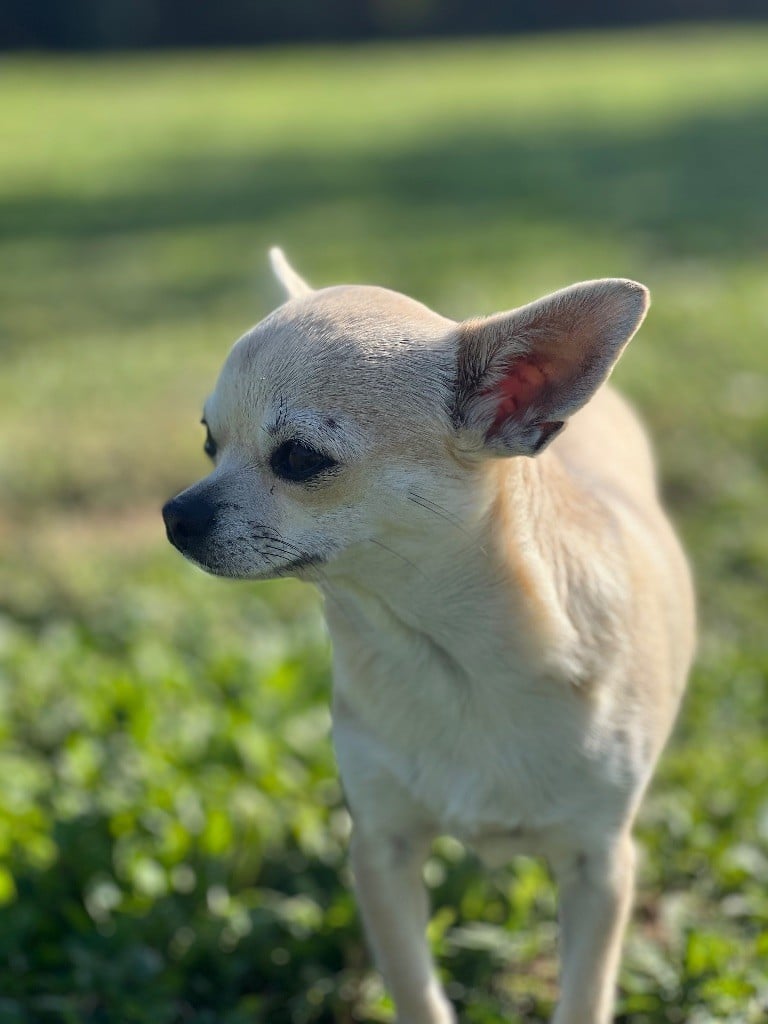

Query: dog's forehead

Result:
[214,285,456,422]
[253,284,453,353]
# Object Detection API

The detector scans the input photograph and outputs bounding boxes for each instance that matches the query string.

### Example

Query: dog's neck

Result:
[319,453,597,685]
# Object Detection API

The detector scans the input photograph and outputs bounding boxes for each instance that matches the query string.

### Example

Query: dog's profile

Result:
[163,250,695,1024]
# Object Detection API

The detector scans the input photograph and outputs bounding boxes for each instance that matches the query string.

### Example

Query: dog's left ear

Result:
[452,278,649,457]
[269,247,313,299]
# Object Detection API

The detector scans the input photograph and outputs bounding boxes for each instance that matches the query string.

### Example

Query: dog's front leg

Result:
[350,827,455,1024]
[551,832,636,1024]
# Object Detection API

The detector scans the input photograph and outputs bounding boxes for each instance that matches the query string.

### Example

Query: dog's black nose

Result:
[162,494,216,550]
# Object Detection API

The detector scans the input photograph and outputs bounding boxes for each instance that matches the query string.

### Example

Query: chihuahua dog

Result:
[163,250,695,1024]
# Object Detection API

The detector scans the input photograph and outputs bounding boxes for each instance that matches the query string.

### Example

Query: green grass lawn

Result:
[1,25,767,1023]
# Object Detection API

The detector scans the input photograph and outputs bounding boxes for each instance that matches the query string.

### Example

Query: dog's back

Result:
[552,384,657,500]
[553,384,696,737]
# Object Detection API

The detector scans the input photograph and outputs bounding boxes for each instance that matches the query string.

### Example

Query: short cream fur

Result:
[163,250,695,1024]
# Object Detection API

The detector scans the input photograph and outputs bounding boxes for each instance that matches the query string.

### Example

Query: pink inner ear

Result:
[487,355,548,433]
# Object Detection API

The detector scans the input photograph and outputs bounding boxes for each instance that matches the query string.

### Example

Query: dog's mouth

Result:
[162,496,329,580]
[171,542,327,581]
[272,553,326,576]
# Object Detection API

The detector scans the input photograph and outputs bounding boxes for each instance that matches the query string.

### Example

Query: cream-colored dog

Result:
[163,250,695,1024]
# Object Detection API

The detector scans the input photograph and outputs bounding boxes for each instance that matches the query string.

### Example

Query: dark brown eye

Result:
[270,440,337,483]
[202,423,217,459]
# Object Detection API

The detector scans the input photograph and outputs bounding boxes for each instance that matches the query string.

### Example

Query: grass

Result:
[1,24,767,1023]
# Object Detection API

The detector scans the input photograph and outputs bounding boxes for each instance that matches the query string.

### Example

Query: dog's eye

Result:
[270,440,337,483]
[203,424,217,459]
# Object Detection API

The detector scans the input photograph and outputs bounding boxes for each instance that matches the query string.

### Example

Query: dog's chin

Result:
[176,548,325,582]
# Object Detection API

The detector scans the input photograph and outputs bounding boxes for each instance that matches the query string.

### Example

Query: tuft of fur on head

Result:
[269,247,313,299]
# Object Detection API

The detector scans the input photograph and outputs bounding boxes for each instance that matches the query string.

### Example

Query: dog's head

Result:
[163,250,648,579]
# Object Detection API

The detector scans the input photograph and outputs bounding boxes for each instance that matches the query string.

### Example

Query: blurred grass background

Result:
[1,25,767,1024]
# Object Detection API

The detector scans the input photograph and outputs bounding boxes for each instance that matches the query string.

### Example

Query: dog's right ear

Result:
[269,247,313,300]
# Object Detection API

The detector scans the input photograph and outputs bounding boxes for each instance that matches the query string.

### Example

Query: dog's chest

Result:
[330,609,620,844]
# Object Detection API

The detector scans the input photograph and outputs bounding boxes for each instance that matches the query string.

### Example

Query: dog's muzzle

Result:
[162,492,217,556]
